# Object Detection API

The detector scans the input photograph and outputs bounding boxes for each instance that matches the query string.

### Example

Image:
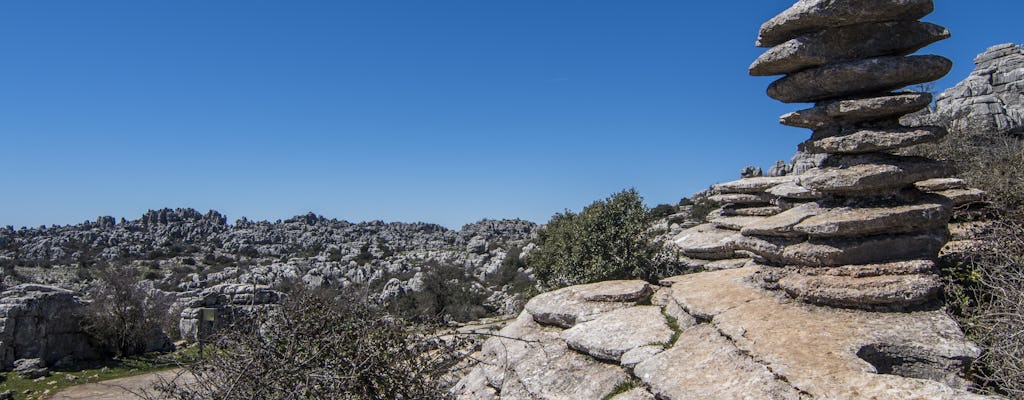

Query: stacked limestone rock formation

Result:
[177,283,282,343]
[735,0,958,309]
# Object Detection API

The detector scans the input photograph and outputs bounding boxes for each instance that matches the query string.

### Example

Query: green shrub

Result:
[528,188,663,289]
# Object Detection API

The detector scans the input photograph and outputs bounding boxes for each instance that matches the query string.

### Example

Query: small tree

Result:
[81,263,172,357]
[528,188,663,289]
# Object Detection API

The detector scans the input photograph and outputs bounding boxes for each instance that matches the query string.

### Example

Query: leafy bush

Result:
[528,188,666,289]
[387,262,490,323]
[649,204,678,220]
[154,287,461,400]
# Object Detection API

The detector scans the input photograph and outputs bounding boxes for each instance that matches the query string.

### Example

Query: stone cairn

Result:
[677,0,958,309]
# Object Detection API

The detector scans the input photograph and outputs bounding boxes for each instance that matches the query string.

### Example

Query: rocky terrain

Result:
[453,1,1003,398]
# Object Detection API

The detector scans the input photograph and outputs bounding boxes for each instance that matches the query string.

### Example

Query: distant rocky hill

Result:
[905,43,1024,136]
[0,208,538,318]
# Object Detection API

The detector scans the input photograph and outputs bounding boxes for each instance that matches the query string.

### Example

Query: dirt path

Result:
[44,369,195,400]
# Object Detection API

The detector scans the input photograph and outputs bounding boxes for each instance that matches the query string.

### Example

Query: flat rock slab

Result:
[709,215,765,231]
[562,306,673,362]
[766,182,822,200]
[673,224,742,260]
[915,178,966,192]
[780,230,948,267]
[778,272,940,307]
[757,0,935,47]
[936,188,986,206]
[799,157,953,194]
[712,176,795,194]
[467,312,631,400]
[782,93,932,129]
[768,55,952,103]
[524,280,652,328]
[721,205,783,217]
[634,324,802,400]
[801,126,947,154]
[742,202,823,237]
[663,267,994,399]
[752,21,949,76]
[707,193,771,205]
[793,197,952,237]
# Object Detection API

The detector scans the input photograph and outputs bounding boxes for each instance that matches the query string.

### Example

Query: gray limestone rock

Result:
[801,126,947,154]
[707,193,771,205]
[799,155,954,194]
[780,230,948,267]
[710,215,767,231]
[634,324,803,400]
[561,306,673,362]
[768,55,952,103]
[0,285,99,370]
[793,197,952,237]
[721,205,784,217]
[935,188,986,206]
[757,0,935,47]
[766,182,822,200]
[13,358,50,379]
[752,21,949,76]
[672,224,742,260]
[777,272,940,308]
[783,93,932,129]
[741,202,824,237]
[523,280,652,328]
[712,176,795,194]
[914,178,966,192]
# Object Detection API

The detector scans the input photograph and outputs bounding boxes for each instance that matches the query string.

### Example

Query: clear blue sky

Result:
[1,1,1021,229]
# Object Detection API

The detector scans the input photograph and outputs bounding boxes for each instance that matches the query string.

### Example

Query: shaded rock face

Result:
[453,269,994,399]
[0,285,99,370]
[905,43,1024,136]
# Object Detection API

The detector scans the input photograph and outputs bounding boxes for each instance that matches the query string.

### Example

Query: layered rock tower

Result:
[719,0,954,309]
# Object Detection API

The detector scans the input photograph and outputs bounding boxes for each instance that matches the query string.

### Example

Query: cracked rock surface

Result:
[452,268,995,399]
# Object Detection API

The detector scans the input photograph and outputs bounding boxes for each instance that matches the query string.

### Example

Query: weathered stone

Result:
[793,197,952,237]
[672,224,742,260]
[752,21,949,76]
[757,0,935,47]
[721,205,783,217]
[0,285,100,370]
[664,267,992,399]
[741,202,823,237]
[767,55,952,103]
[179,283,282,343]
[914,178,966,192]
[766,182,822,200]
[635,324,803,400]
[795,260,937,277]
[799,156,954,194]
[778,273,940,308]
[620,345,665,370]
[707,193,771,205]
[709,215,765,231]
[561,306,673,362]
[935,188,986,206]
[781,230,948,267]
[712,176,794,194]
[782,93,933,129]
[462,312,630,399]
[13,358,50,379]
[801,125,947,154]
[523,280,651,328]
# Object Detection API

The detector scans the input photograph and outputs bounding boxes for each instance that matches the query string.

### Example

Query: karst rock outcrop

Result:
[0,285,99,371]
[453,1,997,398]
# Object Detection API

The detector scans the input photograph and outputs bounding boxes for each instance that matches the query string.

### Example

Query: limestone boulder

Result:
[777,272,940,308]
[523,280,652,328]
[799,156,954,194]
[672,224,742,260]
[780,230,948,267]
[801,125,947,154]
[757,0,935,47]
[915,178,966,192]
[741,202,823,237]
[0,285,99,370]
[561,306,673,362]
[792,197,952,237]
[767,55,952,103]
[752,21,949,76]
[782,93,932,129]
[712,176,794,194]
[936,188,986,206]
